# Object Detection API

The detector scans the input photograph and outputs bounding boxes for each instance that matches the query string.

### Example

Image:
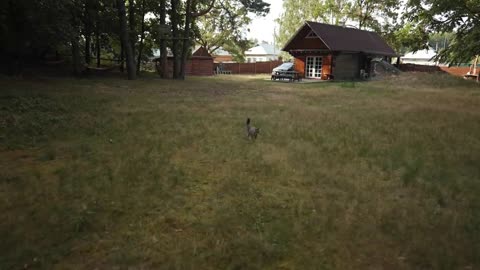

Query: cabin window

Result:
[305,30,317,39]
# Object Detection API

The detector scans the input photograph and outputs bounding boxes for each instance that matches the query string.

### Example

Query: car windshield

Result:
[276,63,294,70]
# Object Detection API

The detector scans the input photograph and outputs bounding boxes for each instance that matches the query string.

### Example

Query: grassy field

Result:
[1,73,480,269]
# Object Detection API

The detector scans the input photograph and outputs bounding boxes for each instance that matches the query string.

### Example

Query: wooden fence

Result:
[399,64,471,77]
[214,60,283,74]
[214,62,473,77]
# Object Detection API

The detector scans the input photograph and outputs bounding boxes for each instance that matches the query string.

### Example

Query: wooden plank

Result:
[321,55,332,80]
[294,56,306,77]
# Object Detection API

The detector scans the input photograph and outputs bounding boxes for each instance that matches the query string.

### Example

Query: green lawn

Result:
[1,73,480,269]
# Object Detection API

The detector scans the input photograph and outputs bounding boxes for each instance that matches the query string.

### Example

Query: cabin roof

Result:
[282,22,397,56]
[192,46,213,58]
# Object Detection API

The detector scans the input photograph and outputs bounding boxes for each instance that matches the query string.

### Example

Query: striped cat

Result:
[246,118,260,140]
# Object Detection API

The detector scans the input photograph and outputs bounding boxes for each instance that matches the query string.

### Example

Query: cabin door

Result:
[306,56,323,79]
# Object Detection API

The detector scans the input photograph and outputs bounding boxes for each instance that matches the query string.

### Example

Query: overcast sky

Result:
[247,0,284,44]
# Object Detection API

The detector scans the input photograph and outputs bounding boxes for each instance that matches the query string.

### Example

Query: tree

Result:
[428,32,454,52]
[0,0,82,75]
[128,0,137,64]
[83,0,94,65]
[169,0,182,79]
[168,0,268,80]
[382,22,429,55]
[0,0,268,79]
[70,0,83,76]
[180,0,217,79]
[116,0,136,80]
[406,0,480,64]
[156,0,168,78]
[349,0,398,31]
[222,38,255,62]
[195,0,253,59]
[136,0,147,74]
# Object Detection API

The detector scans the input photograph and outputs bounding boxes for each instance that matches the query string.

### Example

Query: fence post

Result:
[254,62,256,74]
[238,62,240,74]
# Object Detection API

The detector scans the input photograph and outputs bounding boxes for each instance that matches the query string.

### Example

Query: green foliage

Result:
[0,0,270,77]
[406,0,480,63]
[239,0,270,15]
[0,0,78,55]
[195,0,268,62]
[222,38,255,62]
[349,0,399,31]
[196,0,251,56]
[383,22,430,54]
[428,32,454,51]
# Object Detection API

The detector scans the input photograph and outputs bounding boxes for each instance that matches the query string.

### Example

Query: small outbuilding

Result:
[282,22,397,80]
[154,46,214,77]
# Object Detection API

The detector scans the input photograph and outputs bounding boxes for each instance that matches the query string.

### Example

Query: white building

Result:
[402,47,439,66]
[245,42,281,63]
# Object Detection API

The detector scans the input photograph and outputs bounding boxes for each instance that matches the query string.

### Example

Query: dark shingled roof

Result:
[283,22,397,56]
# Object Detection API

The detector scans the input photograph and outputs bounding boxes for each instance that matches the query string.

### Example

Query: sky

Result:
[247,0,284,44]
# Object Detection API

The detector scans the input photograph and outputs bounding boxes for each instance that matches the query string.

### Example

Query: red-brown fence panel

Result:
[214,60,284,74]
[399,64,471,77]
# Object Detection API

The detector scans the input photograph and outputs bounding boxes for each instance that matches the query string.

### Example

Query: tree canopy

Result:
[405,0,480,63]
[195,0,254,62]
[0,0,269,79]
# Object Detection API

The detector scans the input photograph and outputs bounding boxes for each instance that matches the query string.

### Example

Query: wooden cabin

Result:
[282,22,397,80]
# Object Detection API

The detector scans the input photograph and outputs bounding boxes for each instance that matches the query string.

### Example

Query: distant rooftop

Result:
[403,47,437,60]
[246,42,281,56]
[212,48,231,56]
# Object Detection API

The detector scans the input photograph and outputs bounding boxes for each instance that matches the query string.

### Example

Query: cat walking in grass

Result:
[246,118,260,140]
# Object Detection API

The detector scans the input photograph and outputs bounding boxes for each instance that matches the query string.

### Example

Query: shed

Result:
[154,46,214,77]
[282,22,397,80]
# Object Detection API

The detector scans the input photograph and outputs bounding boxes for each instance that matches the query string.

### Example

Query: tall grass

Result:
[1,73,480,269]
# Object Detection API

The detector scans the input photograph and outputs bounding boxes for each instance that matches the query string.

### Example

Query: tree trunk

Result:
[136,0,146,74]
[159,0,168,78]
[120,41,125,72]
[178,0,214,79]
[117,0,136,80]
[71,36,82,76]
[180,0,193,80]
[84,0,92,65]
[85,33,91,65]
[96,29,101,67]
[476,55,479,83]
[170,0,181,79]
[128,0,136,66]
[473,55,478,75]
